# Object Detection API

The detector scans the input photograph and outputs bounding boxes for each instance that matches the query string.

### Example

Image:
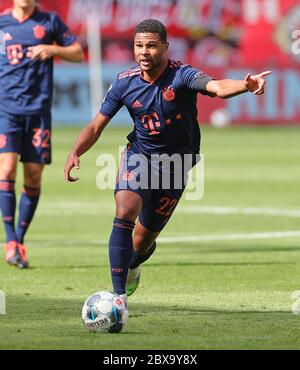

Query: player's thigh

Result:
[133,220,160,253]
[23,162,45,188]
[20,113,52,165]
[115,190,143,222]
[0,152,19,180]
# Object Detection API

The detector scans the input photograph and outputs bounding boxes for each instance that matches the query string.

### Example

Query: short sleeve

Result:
[180,65,214,95]
[52,13,77,46]
[100,79,124,118]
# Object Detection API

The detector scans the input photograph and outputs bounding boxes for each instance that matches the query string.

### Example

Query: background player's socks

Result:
[16,185,41,244]
[129,241,157,269]
[109,217,135,295]
[0,180,17,242]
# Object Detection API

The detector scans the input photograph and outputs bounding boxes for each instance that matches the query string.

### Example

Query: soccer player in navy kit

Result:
[64,19,271,307]
[0,0,83,268]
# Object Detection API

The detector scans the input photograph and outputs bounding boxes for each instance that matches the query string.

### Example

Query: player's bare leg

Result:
[0,153,19,266]
[0,152,18,180]
[23,162,44,188]
[133,220,160,255]
[115,190,142,222]
[13,162,45,268]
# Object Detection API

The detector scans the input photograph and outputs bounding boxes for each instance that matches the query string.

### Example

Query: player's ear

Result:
[164,42,169,50]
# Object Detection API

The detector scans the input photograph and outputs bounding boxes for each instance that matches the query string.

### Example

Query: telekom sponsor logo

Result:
[0,291,5,315]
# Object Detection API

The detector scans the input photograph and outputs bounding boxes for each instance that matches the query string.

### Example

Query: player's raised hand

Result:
[27,45,56,61]
[64,153,80,182]
[244,71,272,95]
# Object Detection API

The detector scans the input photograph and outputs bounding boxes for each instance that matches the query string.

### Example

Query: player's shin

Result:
[109,218,135,295]
[16,185,40,244]
[0,180,17,243]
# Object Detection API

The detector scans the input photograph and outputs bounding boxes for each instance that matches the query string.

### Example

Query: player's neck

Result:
[12,5,35,22]
[142,59,169,83]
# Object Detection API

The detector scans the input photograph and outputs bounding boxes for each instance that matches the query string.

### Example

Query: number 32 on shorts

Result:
[32,128,51,148]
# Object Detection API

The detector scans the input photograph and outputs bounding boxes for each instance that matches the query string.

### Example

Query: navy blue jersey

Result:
[100,60,213,156]
[0,7,76,115]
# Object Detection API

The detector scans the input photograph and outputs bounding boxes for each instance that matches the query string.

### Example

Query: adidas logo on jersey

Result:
[132,100,143,108]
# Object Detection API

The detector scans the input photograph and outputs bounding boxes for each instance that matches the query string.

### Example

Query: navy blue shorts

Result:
[115,144,189,232]
[0,111,52,164]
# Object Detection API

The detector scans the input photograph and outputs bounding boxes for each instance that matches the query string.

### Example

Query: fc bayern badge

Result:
[33,25,46,39]
[162,87,175,102]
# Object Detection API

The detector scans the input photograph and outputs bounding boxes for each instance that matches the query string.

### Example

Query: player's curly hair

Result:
[134,19,167,42]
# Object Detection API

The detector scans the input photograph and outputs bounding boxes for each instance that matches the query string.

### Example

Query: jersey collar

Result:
[11,6,37,24]
[140,59,170,85]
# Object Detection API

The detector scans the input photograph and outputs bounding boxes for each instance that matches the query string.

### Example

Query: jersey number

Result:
[32,128,51,148]
[155,197,178,217]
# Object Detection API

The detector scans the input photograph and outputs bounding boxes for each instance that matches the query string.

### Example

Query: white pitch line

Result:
[158,231,300,243]
[25,230,300,247]
[177,206,300,218]
[37,202,300,218]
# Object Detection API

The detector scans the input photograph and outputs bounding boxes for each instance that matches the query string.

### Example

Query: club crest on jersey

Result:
[122,171,136,181]
[0,134,7,149]
[33,25,46,39]
[162,86,175,102]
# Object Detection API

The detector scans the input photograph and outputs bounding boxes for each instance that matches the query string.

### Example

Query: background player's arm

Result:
[64,113,110,182]
[27,42,83,62]
[206,71,272,99]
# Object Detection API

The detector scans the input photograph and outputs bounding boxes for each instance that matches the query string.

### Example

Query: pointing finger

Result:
[260,71,272,77]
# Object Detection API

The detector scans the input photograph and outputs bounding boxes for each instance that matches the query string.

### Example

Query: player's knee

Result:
[0,167,17,181]
[24,172,42,188]
[116,206,138,222]
[0,156,17,180]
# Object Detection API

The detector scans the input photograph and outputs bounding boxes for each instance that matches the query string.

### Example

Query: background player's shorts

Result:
[115,144,188,232]
[0,111,52,164]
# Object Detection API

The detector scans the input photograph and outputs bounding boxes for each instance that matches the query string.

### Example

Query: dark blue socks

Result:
[16,185,40,244]
[109,218,135,295]
[0,180,16,243]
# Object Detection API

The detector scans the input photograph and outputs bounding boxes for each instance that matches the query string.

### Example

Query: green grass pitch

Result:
[0,125,300,349]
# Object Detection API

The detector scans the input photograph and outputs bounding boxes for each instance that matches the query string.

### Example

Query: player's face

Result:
[13,0,35,10]
[134,33,169,74]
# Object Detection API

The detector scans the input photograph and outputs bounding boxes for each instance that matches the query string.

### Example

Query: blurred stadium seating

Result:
[1,0,299,125]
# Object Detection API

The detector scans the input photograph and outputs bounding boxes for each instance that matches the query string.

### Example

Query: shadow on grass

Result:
[1,294,300,349]
[2,294,295,318]
[24,260,299,270]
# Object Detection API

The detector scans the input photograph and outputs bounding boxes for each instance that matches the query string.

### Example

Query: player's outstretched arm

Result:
[206,71,272,99]
[64,113,110,182]
[28,42,83,62]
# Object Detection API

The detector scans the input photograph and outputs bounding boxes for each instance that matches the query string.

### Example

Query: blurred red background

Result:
[1,0,299,125]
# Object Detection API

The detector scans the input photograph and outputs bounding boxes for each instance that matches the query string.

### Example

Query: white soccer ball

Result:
[82,291,128,333]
